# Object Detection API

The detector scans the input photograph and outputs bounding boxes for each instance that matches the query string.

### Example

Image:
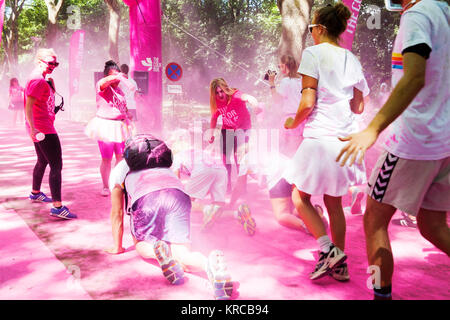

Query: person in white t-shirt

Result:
[171,129,256,236]
[337,0,449,300]
[268,55,303,156]
[106,135,235,300]
[283,3,370,282]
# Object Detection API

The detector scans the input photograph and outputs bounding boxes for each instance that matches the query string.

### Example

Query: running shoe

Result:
[399,212,417,228]
[206,250,233,300]
[29,191,52,203]
[237,204,256,236]
[202,204,222,230]
[153,240,185,285]
[310,244,347,280]
[330,262,350,282]
[50,206,77,220]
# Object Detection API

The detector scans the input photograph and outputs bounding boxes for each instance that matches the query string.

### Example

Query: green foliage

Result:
[161,0,281,102]
[353,0,401,100]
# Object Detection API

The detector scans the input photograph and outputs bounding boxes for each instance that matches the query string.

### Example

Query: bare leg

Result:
[417,208,450,256]
[227,175,248,209]
[271,197,308,231]
[323,195,346,251]
[291,188,327,239]
[171,243,208,273]
[135,240,157,260]
[100,157,112,189]
[135,240,208,274]
[364,196,397,288]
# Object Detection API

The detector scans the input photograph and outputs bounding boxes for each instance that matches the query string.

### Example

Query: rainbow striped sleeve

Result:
[392,52,403,70]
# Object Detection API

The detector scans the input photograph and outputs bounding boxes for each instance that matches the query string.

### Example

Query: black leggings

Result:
[220,129,249,187]
[32,134,62,202]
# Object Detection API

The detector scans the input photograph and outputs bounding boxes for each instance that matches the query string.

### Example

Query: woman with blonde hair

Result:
[208,78,261,226]
[25,48,77,219]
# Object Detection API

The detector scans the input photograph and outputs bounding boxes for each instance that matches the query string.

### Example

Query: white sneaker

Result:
[206,250,233,300]
[101,188,110,197]
[310,245,347,280]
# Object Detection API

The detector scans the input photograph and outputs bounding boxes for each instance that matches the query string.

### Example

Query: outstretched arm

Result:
[336,52,427,167]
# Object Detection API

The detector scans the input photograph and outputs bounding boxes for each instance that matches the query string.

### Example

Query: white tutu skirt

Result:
[85,116,134,143]
[283,138,367,197]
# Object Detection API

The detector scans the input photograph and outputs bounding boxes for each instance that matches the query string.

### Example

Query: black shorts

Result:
[268,178,292,199]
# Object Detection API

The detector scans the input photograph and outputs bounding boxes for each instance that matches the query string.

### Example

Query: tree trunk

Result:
[105,0,121,62]
[277,0,314,64]
[3,0,26,74]
[44,0,63,48]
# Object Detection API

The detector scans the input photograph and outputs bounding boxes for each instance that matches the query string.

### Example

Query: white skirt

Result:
[185,166,227,203]
[283,138,367,197]
[85,116,134,143]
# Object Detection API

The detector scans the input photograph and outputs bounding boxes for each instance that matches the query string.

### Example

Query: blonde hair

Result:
[35,48,57,64]
[209,78,237,115]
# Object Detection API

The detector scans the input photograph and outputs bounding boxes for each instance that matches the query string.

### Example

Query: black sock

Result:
[374,285,392,300]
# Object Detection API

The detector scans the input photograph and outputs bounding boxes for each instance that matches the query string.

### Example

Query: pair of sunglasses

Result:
[308,24,327,33]
[41,60,60,67]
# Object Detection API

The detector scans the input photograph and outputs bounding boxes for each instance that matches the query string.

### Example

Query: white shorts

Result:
[185,166,227,203]
[367,151,450,216]
[284,138,367,197]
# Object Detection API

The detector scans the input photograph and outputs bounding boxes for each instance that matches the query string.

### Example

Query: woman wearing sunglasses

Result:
[283,3,370,282]
[24,48,77,219]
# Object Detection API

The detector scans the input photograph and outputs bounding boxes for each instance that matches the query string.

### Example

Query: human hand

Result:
[284,117,295,129]
[268,71,276,84]
[29,128,40,142]
[336,128,378,167]
[105,247,125,255]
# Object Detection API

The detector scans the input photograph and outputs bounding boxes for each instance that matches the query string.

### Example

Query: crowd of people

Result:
[16,0,448,300]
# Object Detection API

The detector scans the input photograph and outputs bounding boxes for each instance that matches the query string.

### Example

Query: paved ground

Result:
[0,108,449,300]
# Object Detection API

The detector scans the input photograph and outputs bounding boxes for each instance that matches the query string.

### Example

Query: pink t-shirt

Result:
[25,71,56,135]
[213,90,251,130]
[95,82,127,120]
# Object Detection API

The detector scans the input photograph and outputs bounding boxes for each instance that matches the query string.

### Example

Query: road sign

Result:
[165,62,183,81]
[168,84,182,94]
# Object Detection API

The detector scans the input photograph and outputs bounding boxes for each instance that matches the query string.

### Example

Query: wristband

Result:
[301,87,317,93]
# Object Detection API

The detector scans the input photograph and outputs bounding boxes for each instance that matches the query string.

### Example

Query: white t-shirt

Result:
[384,0,450,160]
[298,43,370,140]
[119,77,138,109]
[109,160,185,207]
[277,77,302,115]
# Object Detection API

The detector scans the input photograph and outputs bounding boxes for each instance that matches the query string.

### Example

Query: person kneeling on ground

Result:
[105,134,234,300]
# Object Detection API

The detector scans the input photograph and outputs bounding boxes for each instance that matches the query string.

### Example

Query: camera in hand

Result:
[264,70,277,81]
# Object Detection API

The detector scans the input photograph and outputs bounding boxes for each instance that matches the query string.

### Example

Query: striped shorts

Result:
[366,150,450,216]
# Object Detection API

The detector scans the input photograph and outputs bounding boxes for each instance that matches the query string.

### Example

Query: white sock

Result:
[317,235,332,253]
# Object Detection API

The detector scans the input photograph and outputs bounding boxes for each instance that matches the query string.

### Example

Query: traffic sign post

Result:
[165,62,183,82]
